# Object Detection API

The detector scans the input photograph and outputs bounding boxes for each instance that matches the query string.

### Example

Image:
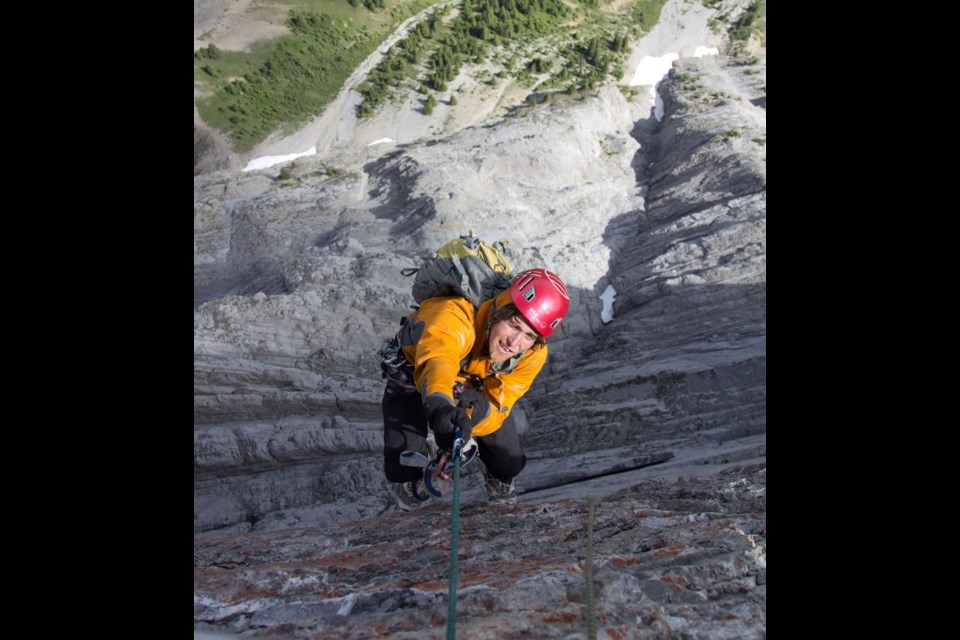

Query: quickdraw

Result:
[423,438,478,497]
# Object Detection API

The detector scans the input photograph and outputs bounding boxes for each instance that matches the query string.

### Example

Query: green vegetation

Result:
[194,0,679,151]
[195,44,222,60]
[194,0,439,153]
[358,0,578,117]
[709,0,765,55]
[628,0,668,30]
[751,137,765,146]
[355,6,457,117]
[531,0,666,96]
[706,15,723,34]
[729,0,762,43]
[671,71,700,93]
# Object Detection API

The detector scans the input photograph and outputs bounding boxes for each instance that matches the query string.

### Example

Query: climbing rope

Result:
[586,498,597,640]
[446,433,464,640]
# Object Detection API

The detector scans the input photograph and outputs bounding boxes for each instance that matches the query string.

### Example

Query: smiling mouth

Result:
[496,342,513,356]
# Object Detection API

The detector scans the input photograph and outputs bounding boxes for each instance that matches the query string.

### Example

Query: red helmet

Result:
[509,269,570,337]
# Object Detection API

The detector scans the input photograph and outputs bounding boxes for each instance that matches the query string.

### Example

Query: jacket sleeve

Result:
[470,343,547,438]
[410,297,476,405]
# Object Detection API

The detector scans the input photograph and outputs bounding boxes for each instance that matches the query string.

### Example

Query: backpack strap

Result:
[449,254,471,300]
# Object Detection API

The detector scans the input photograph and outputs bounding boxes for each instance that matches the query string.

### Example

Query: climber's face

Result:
[488,314,538,364]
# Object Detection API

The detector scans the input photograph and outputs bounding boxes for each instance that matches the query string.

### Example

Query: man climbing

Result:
[381,268,570,510]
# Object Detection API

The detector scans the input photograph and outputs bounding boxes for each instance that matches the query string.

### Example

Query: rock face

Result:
[195,0,766,634]
[195,114,240,176]
[194,52,766,534]
[195,464,766,639]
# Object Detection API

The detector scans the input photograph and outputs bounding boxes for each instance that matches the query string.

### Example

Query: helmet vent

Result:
[522,287,536,302]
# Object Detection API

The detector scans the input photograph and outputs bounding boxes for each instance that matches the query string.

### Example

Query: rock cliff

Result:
[194,53,765,534]
[195,0,766,635]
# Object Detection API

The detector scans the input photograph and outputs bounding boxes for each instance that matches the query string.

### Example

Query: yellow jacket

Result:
[399,289,548,437]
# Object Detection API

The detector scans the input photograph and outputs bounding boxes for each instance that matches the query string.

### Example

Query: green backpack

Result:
[402,230,513,308]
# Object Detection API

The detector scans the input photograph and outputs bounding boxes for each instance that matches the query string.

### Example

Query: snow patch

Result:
[367,138,395,146]
[629,45,718,121]
[600,285,617,324]
[630,53,680,87]
[629,53,678,121]
[243,147,317,172]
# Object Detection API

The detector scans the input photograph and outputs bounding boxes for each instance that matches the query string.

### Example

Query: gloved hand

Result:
[456,389,484,413]
[425,395,473,451]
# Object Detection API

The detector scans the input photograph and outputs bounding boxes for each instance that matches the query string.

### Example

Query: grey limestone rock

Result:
[194,48,766,534]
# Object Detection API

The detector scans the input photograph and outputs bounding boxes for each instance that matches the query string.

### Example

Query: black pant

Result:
[382,380,527,484]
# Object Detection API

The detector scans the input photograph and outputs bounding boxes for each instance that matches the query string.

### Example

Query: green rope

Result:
[446,441,462,640]
[586,498,597,640]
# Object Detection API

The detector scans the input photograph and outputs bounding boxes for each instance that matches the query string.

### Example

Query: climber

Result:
[381,268,570,511]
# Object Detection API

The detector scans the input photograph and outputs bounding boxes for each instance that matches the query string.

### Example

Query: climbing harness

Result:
[377,322,416,392]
